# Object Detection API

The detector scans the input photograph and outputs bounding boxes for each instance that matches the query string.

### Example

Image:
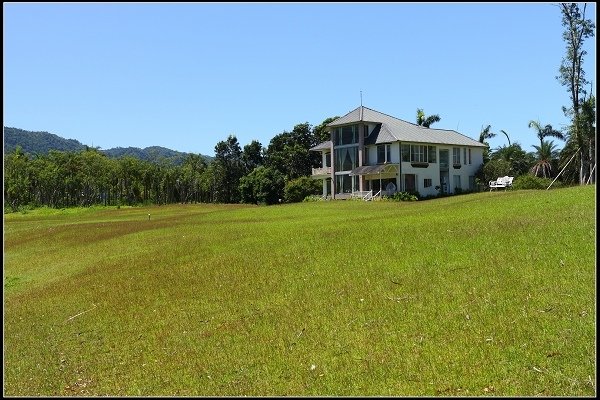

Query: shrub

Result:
[386,191,419,202]
[483,159,512,184]
[284,176,322,203]
[239,166,286,205]
[512,174,563,190]
[302,195,324,202]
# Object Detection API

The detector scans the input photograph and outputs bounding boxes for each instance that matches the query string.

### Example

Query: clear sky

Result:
[3,2,597,157]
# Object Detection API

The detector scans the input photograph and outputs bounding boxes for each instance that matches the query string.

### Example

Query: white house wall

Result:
[375,144,484,196]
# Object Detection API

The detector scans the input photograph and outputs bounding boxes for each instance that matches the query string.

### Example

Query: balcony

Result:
[312,167,332,176]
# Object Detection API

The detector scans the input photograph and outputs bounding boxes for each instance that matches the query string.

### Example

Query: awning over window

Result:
[349,163,399,176]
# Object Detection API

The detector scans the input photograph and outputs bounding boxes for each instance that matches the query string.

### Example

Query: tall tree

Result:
[313,116,340,142]
[213,135,244,203]
[491,143,536,177]
[560,94,596,184]
[4,146,31,211]
[557,3,595,184]
[479,125,496,143]
[265,122,319,180]
[499,130,511,146]
[479,125,495,164]
[238,166,285,205]
[528,120,565,147]
[416,108,441,128]
[531,140,560,179]
[242,140,264,174]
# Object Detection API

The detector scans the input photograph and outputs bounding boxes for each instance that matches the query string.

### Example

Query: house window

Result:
[411,145,426,163]
[453,148,461,164]
[401,144,437,163]
[453,175,461,190]
[335,146,358,172]
[334,125,359,146]
[468,148,472,165]
[401,144,410,162]
[463,148,467,165]
[377,144,391,164]
[325,151,331,167]
[428,146,437,163]
[424,178,432,188]
[364,125,369,137]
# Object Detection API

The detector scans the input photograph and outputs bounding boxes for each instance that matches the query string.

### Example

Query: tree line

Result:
[4,120,334,211]
[446,3,596,187]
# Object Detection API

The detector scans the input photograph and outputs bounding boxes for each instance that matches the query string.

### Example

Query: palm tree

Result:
[528,120,565,147]
[416,108,441,128]
[531,140,560,178]
[478,125,496,143]
[499,130,511,146]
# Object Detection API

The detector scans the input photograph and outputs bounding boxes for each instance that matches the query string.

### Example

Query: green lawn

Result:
[3,186,596,396]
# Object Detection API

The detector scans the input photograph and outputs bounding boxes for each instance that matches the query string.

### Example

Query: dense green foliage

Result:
[101,146,202,165]
[384,191,419,201]
[482,143,539,185]
[556,3,596,184]
[239,166,285,205]
[3,187,595,396]
[4,127,208,165]
[283,176,322,203]
[4,118,335,211]
[3,147,212,211]
[511,175,563,190]
[264,122,321,180]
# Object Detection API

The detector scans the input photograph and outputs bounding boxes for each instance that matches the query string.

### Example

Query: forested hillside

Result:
[101,146,193,165]
[4,127,212,165]
[4,127,86,154]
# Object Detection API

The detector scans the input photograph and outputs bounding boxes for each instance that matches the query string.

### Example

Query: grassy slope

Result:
[3,187,596,396]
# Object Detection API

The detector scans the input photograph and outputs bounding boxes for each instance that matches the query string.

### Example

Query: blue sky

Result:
[4,2,596,157]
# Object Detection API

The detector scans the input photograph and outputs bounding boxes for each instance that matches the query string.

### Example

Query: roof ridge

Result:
[362,106,431,129]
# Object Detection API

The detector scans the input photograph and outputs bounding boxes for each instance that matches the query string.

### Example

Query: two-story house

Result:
[310,106,486,199]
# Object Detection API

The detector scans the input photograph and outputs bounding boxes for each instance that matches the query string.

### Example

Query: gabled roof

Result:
[327,106,486,147]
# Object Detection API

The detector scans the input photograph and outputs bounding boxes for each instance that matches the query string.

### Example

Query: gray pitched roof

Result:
[327,106,486,147]
[310,140,332,151]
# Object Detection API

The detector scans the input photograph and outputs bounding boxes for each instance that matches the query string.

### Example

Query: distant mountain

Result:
[101,146,202,165]
[4,127,86,154]
[3,127,213,164]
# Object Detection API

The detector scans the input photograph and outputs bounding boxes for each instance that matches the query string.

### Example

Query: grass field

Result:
[3,186,596,396]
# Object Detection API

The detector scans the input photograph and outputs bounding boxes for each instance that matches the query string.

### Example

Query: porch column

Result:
[358,123,364,192]
[330,141,336,199]
[397,142,402,191]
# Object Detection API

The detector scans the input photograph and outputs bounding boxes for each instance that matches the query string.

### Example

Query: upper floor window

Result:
[377,144,391,164]
[401,144,437,163]
[453,148,461,164]
[334,125,359,146]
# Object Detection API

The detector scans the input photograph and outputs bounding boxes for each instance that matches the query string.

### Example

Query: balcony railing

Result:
[312,167,332,176]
